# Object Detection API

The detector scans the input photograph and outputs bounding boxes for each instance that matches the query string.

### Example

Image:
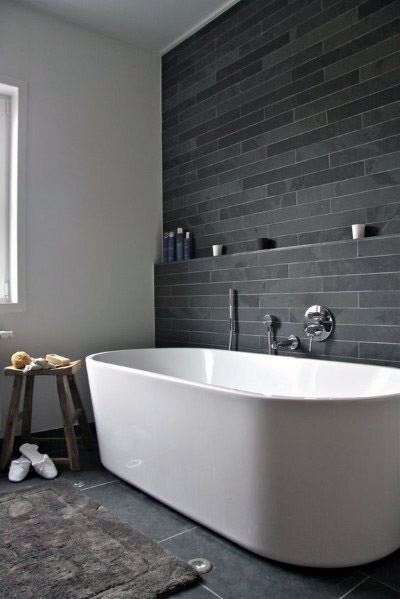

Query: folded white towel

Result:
[23,358,54,372]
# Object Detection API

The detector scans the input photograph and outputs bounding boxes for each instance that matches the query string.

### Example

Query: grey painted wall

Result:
[156,0,400,366]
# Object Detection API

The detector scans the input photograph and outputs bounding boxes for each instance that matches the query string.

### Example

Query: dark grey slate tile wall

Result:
[157,0,400,366]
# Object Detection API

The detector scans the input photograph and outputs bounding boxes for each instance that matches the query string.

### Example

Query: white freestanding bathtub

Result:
[86,348,400,568]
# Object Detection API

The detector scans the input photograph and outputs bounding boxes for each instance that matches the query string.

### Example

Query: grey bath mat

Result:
[0,480,198,598]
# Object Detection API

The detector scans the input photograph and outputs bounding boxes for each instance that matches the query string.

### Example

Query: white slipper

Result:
[8,455,31,482]
[19,443,58,480]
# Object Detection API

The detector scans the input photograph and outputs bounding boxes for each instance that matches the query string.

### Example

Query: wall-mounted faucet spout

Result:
[263,314,274,355]
[228,288,236,351]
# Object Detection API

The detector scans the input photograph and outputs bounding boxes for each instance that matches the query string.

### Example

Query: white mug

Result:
[352,224,366,239]
[212,244,223,256]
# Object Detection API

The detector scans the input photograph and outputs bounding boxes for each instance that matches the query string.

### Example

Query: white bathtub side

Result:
[86,355,400,568]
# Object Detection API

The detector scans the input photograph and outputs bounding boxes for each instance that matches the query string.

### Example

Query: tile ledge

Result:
[154,234,400,267]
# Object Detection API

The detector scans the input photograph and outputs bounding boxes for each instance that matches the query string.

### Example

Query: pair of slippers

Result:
[8,443,58,482]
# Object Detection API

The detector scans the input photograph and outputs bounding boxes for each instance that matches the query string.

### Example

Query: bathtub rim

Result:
[86,347,400,403]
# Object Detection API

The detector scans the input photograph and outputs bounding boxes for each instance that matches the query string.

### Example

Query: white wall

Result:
[0,1,162,434]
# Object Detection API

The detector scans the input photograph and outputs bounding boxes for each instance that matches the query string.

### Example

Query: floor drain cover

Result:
[188,558,213,574]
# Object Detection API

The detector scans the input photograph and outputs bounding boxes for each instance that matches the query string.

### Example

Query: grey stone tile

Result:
[345,578,400,598]
[243,112,326,154]
[259,239,356,265]
[220,194,283,220]
[274,115,362,160]
[289,255,400,279]
[334,324,400,343]
[170,583,218,598]
[325,1,400,52]
[295,0,359,39]
[330,134,400,168]
[268,161,364,196]
[180,108,240,144]
[219,150,295,186]
[359,342,400,361]
[365,150,400,175]
[358,235,400,257]
[270,209,366,238]
[323,272,400,292]
[264,71,359,122]
[161,527,364,599]
[326,35,400,82]
[259,291,358,308]
[84,480,195,542]
[298,116,398,162]
[243,69,325,118]
[243,199,330,229]
[297,70,400,122]
[211,264,288,283]
[328,83,400,124]
[359,550,400,593]
[299,227,353,245]
[359,0,398,20]
[156,271,211,287]
[216,31,289,82]
[360,50,400,82]
[180,144,241,176]
[295,18,400,81]
[360,290,400,307]
[219,110,294,150]
[363,100,400,127]
[243,156,329,191]
[197,109,264,148]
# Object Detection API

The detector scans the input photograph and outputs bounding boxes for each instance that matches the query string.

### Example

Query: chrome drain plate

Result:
[188,558,213,574]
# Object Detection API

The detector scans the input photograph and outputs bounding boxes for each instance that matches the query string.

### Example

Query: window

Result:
[0,78,26,309]
[0,94,12,301]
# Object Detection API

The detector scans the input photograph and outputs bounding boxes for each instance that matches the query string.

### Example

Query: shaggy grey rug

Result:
[0,480,198,598]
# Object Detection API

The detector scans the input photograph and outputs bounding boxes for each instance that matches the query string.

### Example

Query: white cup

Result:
[352,224,366,239]
[212,244,223,256]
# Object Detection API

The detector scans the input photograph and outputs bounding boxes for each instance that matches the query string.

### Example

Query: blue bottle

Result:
[176,228,184,261]
[163,232,169,262]
[183,231,192,260]
[167,231,176,262]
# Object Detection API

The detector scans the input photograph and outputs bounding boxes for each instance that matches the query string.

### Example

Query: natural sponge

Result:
[11,351,32,369]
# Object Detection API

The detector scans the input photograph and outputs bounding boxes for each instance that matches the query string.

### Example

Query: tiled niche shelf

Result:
[155,234,400,272]
[154,234,400,368]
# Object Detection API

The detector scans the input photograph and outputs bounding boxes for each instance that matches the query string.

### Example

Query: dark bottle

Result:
[176,228,184,261]
[167,231,176,262]
[163,232,169,262]
[183,231,192,260]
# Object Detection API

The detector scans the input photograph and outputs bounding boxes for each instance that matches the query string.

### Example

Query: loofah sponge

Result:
[11,351,32,369]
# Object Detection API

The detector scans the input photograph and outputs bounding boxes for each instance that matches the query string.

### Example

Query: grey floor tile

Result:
[359,551,400,593]
[162,527,364,599]
[0,471,49,494]
[169,583,220,598]
[345,578,400,598]
[83,480,196,542]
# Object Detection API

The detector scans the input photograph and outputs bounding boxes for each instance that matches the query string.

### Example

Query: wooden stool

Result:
[0,360,93,472]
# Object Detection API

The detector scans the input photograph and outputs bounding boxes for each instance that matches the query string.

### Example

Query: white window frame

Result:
[0,75,26,312]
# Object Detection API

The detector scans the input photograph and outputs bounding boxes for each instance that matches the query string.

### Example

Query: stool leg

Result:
[67,375,93,450]
[56,375,80,471]
[21,376,34,444]
[0,376,24,470]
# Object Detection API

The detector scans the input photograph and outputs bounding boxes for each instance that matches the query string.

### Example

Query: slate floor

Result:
[1,442,400,598]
